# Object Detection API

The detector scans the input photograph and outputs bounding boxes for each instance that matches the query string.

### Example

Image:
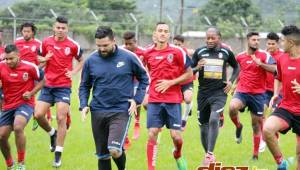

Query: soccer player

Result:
[79,27,149,170]
[0,29,5,112]
[192,27,239,165]
[34,16,84,167]
[229,32,276,160]
[259,32,285,153]
[122,31,146,144]
[0,44,43,170]
[263,25,300,170]
[144,22,192,170]
[173,35,194,130]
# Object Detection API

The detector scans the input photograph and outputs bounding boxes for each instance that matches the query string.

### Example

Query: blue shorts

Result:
[147,103,182,130]
[233,92,265,116]
[0,104,34,126]
[38,87,71,105]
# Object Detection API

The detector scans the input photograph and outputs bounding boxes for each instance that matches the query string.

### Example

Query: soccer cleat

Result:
[53,152,62,168]
[132,123,140,140]
[50,130,57,152]
[252,155,258,161]
[277,160,288,170]
[66,113,71,131]
[175,156,187,170]
[7,163,14,170]
[202,153,216,166]
[259,140,266,153]
[16,163,25,170]
[32,119,39,131]
[235,124,243,144]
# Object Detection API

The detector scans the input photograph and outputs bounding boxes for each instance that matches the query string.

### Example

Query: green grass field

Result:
[0,77,297,170]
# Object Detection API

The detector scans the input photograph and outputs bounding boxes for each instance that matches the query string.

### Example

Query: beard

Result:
[98,49,113,57]
[249,46,258,52]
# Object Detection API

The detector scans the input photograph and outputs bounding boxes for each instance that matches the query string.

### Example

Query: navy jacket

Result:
[79,46,149,113]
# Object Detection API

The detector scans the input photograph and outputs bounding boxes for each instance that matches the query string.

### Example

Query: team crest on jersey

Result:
[31,45,36,52]
[23,72,29,81]
[64,47,71,55]
[167,54,174,63]
[218,53,223,58]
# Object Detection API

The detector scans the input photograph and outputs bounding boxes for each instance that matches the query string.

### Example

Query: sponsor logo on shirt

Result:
[218,53,223,58]
[23,72,29,81]
[9,73,18,77]
[201,53,209,57]
[31,45,36,52]
[23,45,30,48]
[155,56,163,60]
[288,66,296,70]
[116,61,125,68]
[167,54,174,63]
[246,60,253,64]
[65,47,71,55]
[54,46,61,50]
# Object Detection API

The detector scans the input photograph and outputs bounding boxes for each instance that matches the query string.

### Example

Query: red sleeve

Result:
[40,40,47,57]
[30,64,40,81]
[73,43,82,61]
[175,48,186,70]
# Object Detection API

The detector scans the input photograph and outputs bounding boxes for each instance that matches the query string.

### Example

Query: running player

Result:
[34,16,84,167]
[144,22,192,170]
[0,44,43,170]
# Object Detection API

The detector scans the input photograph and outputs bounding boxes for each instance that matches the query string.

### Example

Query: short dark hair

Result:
[123,31,135,40]
[95,26,114,40]
[5,44,19,53]
[173,35,184,43]
[246,32,259,39]
[207,27,221,37]
[56,16,68,24]
[267,32,280,42]
[281,25,300,45]
[20,22,37,34]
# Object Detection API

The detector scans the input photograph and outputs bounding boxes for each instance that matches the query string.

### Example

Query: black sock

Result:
[98,159,111,170]
[54,151,62,162]
[113,152,126,170]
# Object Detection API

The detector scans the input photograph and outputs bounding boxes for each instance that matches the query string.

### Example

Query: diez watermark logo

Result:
[197,162,267,170]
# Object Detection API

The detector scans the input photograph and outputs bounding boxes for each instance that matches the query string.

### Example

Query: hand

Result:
[251,54,262,66]
[81,107,89,122]
[22,91,32,100]
[291,79,300,94]
[269,95,279,109]
[0,80,2,88]
[128,99,137,116]
[223,81,233,94]
[39,51,53,63]
[155,79,175,93]
[196,59,206,70]
[65,69,74,79]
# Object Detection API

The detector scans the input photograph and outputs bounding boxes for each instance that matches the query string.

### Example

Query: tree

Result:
[198,0,262,38]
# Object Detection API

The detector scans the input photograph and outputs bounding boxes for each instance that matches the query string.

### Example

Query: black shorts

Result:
[181,82,193,94]
[272,108,300,136]
[91,112,130,159]
[197,90,227,124]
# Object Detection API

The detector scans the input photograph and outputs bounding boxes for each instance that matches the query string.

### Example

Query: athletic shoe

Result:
[124,136,131,151]
[235,124,243,144]
[7,163,14,170]
[175,156,187,170]
[259,140,266,153]
[16,163,25,170]
[252,155,258,161]
[202,153,215,166]
[132,123,140,140]
[32,119,39,131]
[277,160,288,170]
[53,152,62,168]
[66,113,71,131]
[50,130,57,152]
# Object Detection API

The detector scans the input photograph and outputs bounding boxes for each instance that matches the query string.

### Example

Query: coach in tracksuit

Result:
[79,27,149,170]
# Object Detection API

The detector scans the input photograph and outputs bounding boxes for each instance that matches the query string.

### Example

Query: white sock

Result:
[48,127,55,136]
[55,146,64,152]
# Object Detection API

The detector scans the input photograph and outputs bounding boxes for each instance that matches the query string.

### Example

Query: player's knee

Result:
[229,102,238,112]
[0,131,9,141]
[148,129,159,140]
[109,149,122,158]
[263,124,274,137]
[56,113,67,124]
[209,115,219,126]
[13,125,24,134]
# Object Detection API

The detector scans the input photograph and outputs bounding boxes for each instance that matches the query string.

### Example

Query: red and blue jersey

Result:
[40,36,82,87]
[0,60,40,110]
[144,44,189,103]
[15,37,41,65]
